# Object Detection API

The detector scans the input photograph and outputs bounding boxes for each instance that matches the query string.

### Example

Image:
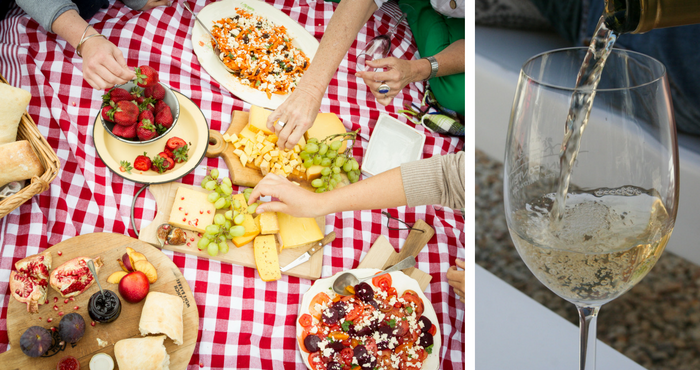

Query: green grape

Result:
[234,214,245,225]
[315,188,326,193]
[307,138,319,144]
[303,159,313,168]
[216,187,225,196]
[200,175,212,188]
[304,142,319,153]
[313,155,322,165]
[311,179,324,188]
[221,185,233,195]
[321,167,331,176]
[197,237,210,250]
[320,158,332,167]
[205,224,220,234]
[351,158,359,171]
[224,210,233,220]
[247,203,258,214]
[214,214,226,225]
[204,230,218,239]
[218,241,229,253]
[221,177,232,187]
[232,210,239,219]
[330,140,342,151]
[243,192,250,203]
[332,166,341,174]
[214,198,227,209]
[300,152,311,160]
[207,192,220,203]
[229,225,245,237]
[318,143,328,156]
[207,242,219,256]
[217,235,226,243]
[329,179,337,187]
[210,168,220,179]
[224,220,232,230]
[205,181,217,191]
[328,184,335,191]
[223,199,231,209]
[332,173,342,183]
[335,156,346,167]
[233,199,241,209]
[348,170,360,183]
[326,150,338,159]
[343,161,353,173]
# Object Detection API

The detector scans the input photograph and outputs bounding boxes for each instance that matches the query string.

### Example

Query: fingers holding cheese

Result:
[251,173,326,218]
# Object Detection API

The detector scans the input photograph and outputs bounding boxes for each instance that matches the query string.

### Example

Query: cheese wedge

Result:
[277,213,323,249]
[254,235,281,281]
[259,212,279,235]
[305,113,347,152]
[169,187,216,233]
[232,214,260,247]
[248,105,274,135]
[306,165,323,182]
[239,126,257,141]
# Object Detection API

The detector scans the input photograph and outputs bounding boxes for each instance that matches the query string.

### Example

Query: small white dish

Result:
[90,352,115,370]
[361,114,425,177]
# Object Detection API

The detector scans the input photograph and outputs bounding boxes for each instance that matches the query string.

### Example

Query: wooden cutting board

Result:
[0,233,198,369]
[139,182,325,280]
[358,219,435,291]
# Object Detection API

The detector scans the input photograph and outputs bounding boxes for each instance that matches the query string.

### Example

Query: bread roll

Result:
[114,335,170,370]
[0,83,31,145]
[139,292,184,345]
[0,140,44,187]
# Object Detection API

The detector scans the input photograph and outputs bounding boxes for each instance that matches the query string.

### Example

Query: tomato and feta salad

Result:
[298,273,437,370]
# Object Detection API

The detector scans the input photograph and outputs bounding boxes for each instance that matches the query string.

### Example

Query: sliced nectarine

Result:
[107,271,128,284]
[133,260,158,284]
[117,258,130,272]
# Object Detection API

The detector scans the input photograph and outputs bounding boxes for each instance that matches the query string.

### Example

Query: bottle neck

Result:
[605,0,700,34]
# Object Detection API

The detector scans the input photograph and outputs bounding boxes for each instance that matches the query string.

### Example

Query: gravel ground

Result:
[475,149,700,370]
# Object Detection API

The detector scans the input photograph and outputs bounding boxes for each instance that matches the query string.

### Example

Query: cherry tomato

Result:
[395,320,410,336]
[377,349,396,370]
[377,297,393,312]
[416,348,428,362]
[329,331,350,341]
[365,337,378,356]
[340,347,354,365]
[404,328,420,345]
[428,323,437,336]
[400,290,424,316]
[387,287,398,298]
[299,313,313,328]
[345,303,363,322]
[372,273,392,291]
[350,338,361,348]
[308,353,325,370]
[309,292,331,320]
[395,343,411,357]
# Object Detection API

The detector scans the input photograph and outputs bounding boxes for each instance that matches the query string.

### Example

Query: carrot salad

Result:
[211,8,311,98]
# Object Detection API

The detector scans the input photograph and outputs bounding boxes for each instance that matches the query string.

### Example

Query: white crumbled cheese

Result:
[310,326,318,334]
[96,337,108,348]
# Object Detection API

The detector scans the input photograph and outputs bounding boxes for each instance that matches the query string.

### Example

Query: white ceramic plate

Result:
[297,268,441,370]
[190,0,319,109]
[362,114,426,177]
[93,91,209,184]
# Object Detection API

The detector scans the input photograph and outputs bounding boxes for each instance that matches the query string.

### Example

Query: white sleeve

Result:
[373,0,390,11]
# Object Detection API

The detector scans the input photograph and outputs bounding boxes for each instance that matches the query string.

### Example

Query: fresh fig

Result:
[58,313,85,344]
[20,326,52,357]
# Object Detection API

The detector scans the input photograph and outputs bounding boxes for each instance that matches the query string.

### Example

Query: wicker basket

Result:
[0,75,60,219]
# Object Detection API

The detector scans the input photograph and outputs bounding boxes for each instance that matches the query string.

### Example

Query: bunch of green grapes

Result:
[197,169,258,256]
[301,130,361,193]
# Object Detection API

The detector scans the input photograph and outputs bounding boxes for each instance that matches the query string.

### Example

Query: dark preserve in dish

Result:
[88,290,121,323]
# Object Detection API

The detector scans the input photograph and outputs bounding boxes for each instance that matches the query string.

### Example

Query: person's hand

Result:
[140,0,172,11]
[447,259,465,304]
[248,173,326,218]
[355,57,416,106]
[266,87,322,150]
[80,37,135,90]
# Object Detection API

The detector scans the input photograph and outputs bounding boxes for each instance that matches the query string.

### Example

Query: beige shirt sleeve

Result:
[400,152,465,209]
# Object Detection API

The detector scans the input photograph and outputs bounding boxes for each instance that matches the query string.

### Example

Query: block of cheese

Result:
[231,193,247,212]
[232,214,261,247]
[0,140,44,187]
[305,113,347,152]
[0,83,31,145]
[253,235,281,281]
[276,212,323,249]
[248,105,274,135]
[168,187,216,233]
[239,126,257,141]
[259,212,279,235]
[306,165,323,182]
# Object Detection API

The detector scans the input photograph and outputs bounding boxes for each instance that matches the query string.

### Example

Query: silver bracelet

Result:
[76,25,106,57]
[423,56,439,81]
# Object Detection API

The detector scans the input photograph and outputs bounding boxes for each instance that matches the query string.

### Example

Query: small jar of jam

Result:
[88,290,121,323]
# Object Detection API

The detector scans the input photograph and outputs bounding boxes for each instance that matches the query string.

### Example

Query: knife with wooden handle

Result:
[280,231,336,272]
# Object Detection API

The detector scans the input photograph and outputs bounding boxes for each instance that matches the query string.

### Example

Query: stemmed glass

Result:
[504,47,679,369]
[356,13,406,72]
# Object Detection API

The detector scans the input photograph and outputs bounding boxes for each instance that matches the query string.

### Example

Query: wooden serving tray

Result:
[139,182,325,280]
[0,233,198,369]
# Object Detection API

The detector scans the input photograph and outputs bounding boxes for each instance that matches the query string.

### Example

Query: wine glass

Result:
[356,13,406,72]
[504,47,679,370]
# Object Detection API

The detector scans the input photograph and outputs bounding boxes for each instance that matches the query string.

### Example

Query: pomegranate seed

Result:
[57,251,62,256]
[91,321,96,327]
[74,306,79,310]
[51,327,56,332]
[200,363,204,368]
[70,297,75,301]
[178,207,183,211]
[187,242,191,247]
[54,297,58,303]
[185,212,189,216]
[45,299,48,304]
[190,237,195,241]
[183,218,187,222]
[47,318,53,323]
[38,317,42,320]
[53,305,58,310]
[198,233,202,237]
[181,197,185,200]
[207,210,211,214]
[200,210,203,214]
[58,311,64,316]
[64,299,69,304]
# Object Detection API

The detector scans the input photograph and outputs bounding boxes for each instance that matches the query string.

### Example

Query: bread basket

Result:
[0,74,60,219]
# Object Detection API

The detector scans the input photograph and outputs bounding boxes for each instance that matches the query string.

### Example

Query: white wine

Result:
[510,188,672,306]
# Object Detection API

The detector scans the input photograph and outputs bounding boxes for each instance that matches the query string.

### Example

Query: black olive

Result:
[256,21,263,28]
[304,335,321,352]
[242,35,249,44]
[286,66,293,73]
[303,61,308,68]
[233,15,239,21]
[262,33,270,38]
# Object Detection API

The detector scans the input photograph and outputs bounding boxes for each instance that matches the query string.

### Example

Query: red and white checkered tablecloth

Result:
[0,0,465,369]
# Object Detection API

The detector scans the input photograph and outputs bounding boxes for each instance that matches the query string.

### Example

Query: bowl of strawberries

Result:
[100,66,180,144]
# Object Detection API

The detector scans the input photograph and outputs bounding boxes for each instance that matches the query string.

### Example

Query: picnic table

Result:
[0,0,465,368]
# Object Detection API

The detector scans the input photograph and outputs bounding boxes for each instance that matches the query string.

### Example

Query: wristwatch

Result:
[423,56,439,80]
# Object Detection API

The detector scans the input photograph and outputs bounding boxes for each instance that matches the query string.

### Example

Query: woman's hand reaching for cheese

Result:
[249,173,327,218]
[266,87,323,151]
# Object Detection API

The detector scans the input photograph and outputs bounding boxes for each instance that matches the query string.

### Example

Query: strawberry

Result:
[139,97,156,115]
[110,100,139,126]
[150,154,167,173]
[155,105,174,129]
[158,152,175,170]
[119,160,133,174]
[137,119,157,141]
[134,66,159,88]
[171,144,189,163]
[134,152,152,172]
[139,110,155,124]
[155,100,168,114]
[144,83,166,100]
[101,105,114,122]
[111,122,137,139]
[130,86,143,100]
[102,88,132,104]
[165,137,187,151]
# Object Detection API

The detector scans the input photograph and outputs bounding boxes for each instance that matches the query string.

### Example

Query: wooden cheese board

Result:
[358,219,435,291]
[0,233,198,369]
[139,182,326,280]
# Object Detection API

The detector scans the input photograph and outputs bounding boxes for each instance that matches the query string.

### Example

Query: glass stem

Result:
[577,305,601,370]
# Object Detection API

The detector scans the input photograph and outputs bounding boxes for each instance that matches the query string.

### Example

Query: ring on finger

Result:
[276,120,286,129]
[378,83,390,94]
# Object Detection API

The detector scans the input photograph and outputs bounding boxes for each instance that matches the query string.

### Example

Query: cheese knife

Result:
[281,231,336,272]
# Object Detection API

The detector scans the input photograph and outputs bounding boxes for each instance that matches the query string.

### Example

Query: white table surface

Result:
[476,265,647,370]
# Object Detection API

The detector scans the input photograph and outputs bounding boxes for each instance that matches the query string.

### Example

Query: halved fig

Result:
[107,271,128,284]
[50,256,103,298]
[133,260,158,283]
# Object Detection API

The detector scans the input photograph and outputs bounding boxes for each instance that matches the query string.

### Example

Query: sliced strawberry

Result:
[150,154,167,173]
[172,144,189,163]
[157,152,176,170]
[134,152,152,172]
[165,137,187,151]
